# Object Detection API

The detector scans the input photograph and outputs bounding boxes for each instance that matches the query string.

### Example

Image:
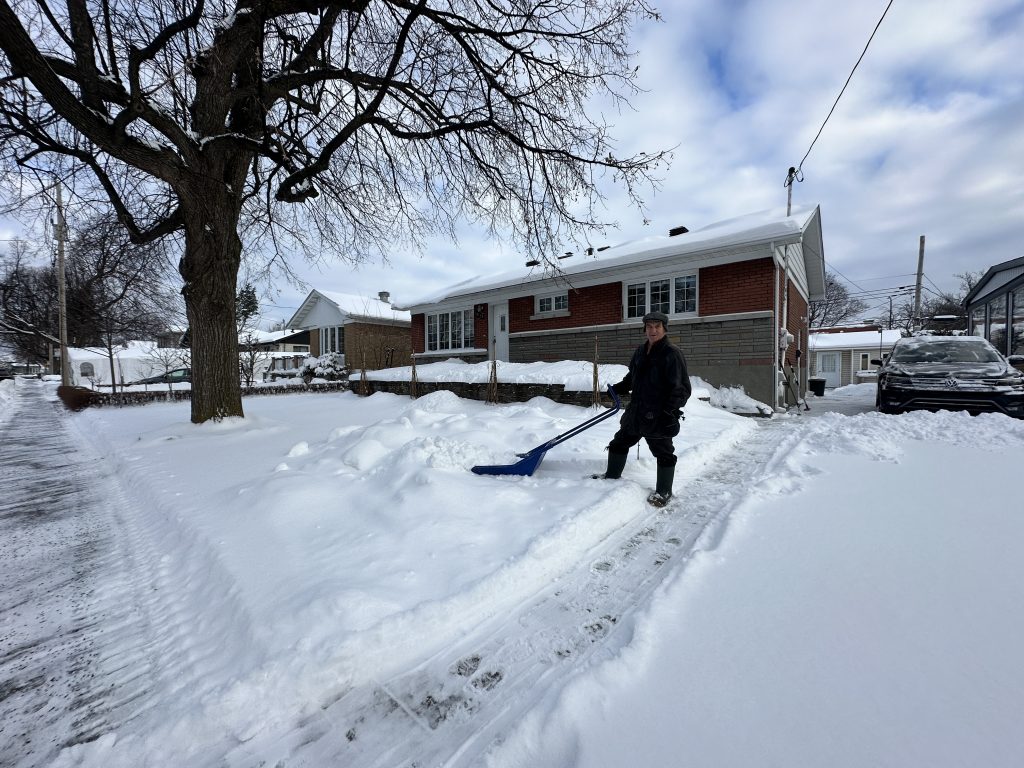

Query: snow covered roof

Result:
[65,340,160,361]
[401,205,825,308]
[240,328,307,344]
[809,329,904,350]
[287,290,412,329]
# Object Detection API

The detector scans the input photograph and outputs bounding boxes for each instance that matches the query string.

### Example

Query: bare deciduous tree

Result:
[808,272,868,328]
[0,0,669,422]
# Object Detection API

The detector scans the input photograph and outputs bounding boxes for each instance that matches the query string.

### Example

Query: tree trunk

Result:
[180,199,244,423]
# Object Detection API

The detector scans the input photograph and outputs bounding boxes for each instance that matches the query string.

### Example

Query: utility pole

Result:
[785,167,796,216]
[912,235,925,332]
[55,183,69,387]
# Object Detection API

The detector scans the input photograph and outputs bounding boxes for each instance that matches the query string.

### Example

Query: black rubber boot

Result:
[647,464,675,507]
[593,450,627,480]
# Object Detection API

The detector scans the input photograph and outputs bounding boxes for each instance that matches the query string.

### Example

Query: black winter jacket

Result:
[614,337,691,437]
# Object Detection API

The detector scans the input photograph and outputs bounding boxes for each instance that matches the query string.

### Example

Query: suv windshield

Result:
[890,339,1002,364]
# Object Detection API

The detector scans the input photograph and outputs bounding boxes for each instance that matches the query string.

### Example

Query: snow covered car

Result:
[873,336,1024,417]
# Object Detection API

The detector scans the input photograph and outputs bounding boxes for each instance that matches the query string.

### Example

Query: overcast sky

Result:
[3,0,1022,329]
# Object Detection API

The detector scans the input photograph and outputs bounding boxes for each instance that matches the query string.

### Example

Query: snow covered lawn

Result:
[11,374,1023,767]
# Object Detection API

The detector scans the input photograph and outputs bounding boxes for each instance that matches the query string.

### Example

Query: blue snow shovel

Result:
[471,385,622,477]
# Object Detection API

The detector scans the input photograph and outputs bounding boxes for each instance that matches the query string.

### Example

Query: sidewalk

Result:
[0,380,156,767]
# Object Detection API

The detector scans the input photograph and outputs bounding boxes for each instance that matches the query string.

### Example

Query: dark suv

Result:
[873,336,1024,417]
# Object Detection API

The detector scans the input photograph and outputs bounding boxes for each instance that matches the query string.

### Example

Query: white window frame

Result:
[319,325,345,354]
[426,308,476,352]
[535,291,569,316]
[624,272,698,320]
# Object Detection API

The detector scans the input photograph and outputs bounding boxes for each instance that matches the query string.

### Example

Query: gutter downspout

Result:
[773,243,781,410]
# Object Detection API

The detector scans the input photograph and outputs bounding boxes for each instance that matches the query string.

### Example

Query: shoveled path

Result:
[0,381,167,768]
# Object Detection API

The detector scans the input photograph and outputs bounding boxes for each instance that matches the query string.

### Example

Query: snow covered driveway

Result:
[2,378,1022,767]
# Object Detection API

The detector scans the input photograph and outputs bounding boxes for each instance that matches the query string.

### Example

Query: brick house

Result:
[402,206,826,408]
[286,290,412,371]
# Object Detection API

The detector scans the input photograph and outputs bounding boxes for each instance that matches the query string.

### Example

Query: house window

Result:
[988,294,1007,354]
[320,326,345,354]
[859,353,871,371]
[674,275,697,314]
[426,309,475,351]
[80,362,95,378]
[537,292,569,314]
[626,274,698,319]
[650,280,670,314]
[627,283,646,318]
[1012,287,1024,355]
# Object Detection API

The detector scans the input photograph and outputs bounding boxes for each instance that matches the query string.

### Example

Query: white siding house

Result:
[809,329,904,388]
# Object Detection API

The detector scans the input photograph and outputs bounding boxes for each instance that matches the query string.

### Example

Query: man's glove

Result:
[611,380,630,396]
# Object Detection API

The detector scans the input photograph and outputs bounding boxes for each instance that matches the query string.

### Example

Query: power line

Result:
[826,263,866,292]
[846,272,917,282]
[786,0,895,184]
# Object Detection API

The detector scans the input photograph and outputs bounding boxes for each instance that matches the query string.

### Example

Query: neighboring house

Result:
[242,327,311,353]
[64,340,186,386]
[238,328,312,382]
[286,290,412,371]
[401,206,826,408]
[964,255,1024,357]
[155,327,186,348]
[809,326,904,389]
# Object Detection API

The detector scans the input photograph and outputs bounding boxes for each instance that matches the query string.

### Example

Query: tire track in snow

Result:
[222,416,808,767]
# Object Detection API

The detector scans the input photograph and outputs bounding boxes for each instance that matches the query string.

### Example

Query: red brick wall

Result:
[508,283,622,333]
[699,258,775,316]
[411,314,425,354]
[474,303,488,347]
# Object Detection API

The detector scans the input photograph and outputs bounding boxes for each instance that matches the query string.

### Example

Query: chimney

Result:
[669,225,689,237]
[559,251,574,260]
[378,291,391,304]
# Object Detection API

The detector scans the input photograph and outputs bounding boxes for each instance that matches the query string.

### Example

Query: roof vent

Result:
[669,226,689,237]
[559,251,574,260]
[525,259,541,267]
[378,291,391,304]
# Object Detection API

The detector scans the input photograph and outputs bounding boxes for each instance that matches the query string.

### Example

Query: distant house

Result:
[154,327,186,348]
[401,206,826,408]
[63,340,178,386]
[809,326,904,389]
[964,255,1024,357]
[238,328,312,382]
[286,290,412,371]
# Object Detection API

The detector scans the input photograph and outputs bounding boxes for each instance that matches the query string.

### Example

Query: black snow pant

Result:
[608,427,677,467]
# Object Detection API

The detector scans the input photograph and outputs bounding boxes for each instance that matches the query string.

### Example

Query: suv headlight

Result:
[992,375,1024,389]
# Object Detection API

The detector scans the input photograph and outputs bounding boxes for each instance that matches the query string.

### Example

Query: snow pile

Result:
[0,376,15,428]
[706,381,774,416]
[369,358,629,391]
[370,360,774,416]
